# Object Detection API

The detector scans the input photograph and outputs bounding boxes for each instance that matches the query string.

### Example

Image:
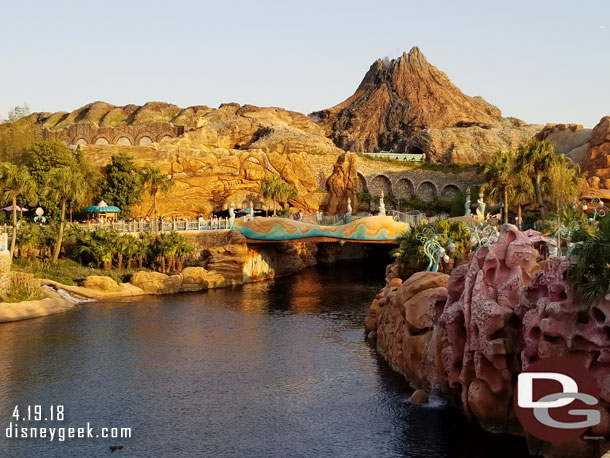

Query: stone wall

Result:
[43,121,184,147]
[307,153,482,203]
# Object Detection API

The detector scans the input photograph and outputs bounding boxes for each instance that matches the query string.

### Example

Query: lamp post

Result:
[417,228,456,272]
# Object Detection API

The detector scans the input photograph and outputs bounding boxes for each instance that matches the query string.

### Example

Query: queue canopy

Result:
[84,200,121,220]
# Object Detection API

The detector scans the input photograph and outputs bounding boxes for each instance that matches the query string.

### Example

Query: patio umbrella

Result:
[2,205,28,212]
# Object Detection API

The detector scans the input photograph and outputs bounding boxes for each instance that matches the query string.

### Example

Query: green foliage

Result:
[1,272,45,303]
[98,153,143,217]
[396,197,453,215]
[21,141,94,221]
[356,153,480,174]
[568,215,610,307]
[392,219,472,271]
[12,258,143,286]
[260,175,297,215]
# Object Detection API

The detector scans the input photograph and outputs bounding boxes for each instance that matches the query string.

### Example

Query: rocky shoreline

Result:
[365,225,610,458]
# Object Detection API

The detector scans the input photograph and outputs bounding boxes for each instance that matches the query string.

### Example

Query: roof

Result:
[84,205,121,213]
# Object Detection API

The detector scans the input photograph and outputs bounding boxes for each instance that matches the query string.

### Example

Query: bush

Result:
[2,272,45,302]
[392,219,472,272]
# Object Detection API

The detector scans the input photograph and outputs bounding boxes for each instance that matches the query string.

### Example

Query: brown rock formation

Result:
[536,123,593,165]
[324,152,359,214]
[40,102,346,217]
[582,117,610,191]
[311,47,540,163]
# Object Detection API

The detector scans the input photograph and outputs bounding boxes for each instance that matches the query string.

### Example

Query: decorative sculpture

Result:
[464,188,471,216]
[228,203,235,228]
[379,191,386,216]
[416,227,456,272]
[475,192,486,219]
[345,197,352,223]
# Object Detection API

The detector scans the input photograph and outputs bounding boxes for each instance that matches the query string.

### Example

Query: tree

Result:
[0,163,37,257]
[99,153,143,217]
[4,104,31,123]
[44,167,87,262]
[515,139,559,222]
[140,166,174,235]
[511,166,534,229]
[24,140,84,221]
[260,175,297,216]
[546,155,583,215]
[481,151,515,224]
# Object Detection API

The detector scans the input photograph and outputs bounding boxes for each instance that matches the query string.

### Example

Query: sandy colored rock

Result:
[82,275,122,292]
[582,116,610,190]
[410,389,429,405]
[325,152,359,214]
[130,271,183,295]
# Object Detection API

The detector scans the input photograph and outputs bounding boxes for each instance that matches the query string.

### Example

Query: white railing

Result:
[0,232,7,251]
[387,210,448,226]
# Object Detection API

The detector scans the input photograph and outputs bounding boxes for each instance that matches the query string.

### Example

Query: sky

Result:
[1,0,609,127]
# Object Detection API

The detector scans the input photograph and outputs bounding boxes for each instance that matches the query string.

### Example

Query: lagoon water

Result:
[0,263,532,458]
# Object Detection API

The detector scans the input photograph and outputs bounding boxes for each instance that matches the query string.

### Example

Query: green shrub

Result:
[2,272,45,302]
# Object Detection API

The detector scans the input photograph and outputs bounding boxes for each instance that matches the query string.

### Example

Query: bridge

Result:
[232,215,410,244]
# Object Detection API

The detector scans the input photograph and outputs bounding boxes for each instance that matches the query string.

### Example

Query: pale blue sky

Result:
[1,0,608,127]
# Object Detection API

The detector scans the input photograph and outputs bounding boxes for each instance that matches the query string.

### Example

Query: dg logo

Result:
[514,356,601,442]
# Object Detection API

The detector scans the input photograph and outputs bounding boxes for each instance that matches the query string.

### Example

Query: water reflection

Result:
[0,263,532,458]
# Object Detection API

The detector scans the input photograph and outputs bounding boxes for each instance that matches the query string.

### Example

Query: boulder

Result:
[410,389,429,405]
[82,275,122,292]
[130,271,183,295]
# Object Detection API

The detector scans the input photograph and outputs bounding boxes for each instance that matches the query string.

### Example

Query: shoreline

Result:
[0,289,79,323]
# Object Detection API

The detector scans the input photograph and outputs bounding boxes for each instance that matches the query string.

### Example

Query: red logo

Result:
[513,357,600,442]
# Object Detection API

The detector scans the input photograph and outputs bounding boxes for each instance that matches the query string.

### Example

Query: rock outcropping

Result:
[43,103,346,217]
[311,47,541,163]
[582,117,610,193]
[366,225,610,458]
[324,152,359,214]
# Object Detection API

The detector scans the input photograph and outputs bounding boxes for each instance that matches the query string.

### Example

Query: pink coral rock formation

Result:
[365,224,610,458]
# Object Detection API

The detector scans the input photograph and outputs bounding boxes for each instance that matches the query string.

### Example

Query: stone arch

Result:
[115,136,133,146]
[441,184,461,200]
[357,172,368,193]
[369,175,392,196]
[157,133,173,143]
[394,178,415,199]
[75,138,88,146]
[417,181,438,202]
[94,136,110,145]
[137,136,153,146]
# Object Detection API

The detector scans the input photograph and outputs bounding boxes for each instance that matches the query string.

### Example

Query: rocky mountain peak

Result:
[310,47,504,153]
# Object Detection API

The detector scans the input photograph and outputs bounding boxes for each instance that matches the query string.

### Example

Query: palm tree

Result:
[260,176,280,216]
[515,139,559,222]
[44,167,86,262]
[141,167,174,235]
[547,155,583,216]
[481,151,514,224]
[0,163,37,257]
[511,166,534,229]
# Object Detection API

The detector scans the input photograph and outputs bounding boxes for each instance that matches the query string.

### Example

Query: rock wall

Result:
[325,152,359,214]
[583,116,610,192]
[365,225,610,458]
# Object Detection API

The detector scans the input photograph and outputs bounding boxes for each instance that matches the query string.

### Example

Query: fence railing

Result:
[361,152,424,162]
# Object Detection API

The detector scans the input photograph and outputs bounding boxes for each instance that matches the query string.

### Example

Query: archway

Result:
[417,181,438,202]
[441,184,461,200]
[159,135,172,143]
[75,138,88,146]
[357,173,368,193]
[138,136,153,146]
[370,175,392,197]
[394,178,415,199]
[116,137,132,146]
[94,137,109,145]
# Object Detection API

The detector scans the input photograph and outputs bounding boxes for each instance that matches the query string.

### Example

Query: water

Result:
[0,264,532,458]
